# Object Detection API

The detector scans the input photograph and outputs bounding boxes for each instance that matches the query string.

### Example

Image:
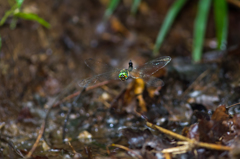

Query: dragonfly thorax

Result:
[119,69,129,81]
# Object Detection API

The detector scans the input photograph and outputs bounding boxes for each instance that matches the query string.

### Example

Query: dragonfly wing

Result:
[78,70,120,87]
[133,56,171,77]
[129,68,141,79]
[143,76,165,87]
[78,76,96,88]
[85,58,118,74]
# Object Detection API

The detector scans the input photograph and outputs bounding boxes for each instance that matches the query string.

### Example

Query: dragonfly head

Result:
[119,70,129,81]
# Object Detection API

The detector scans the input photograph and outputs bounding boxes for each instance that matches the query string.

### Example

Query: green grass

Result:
[0,4,18,26]
[193,0,211,62]
[16,0,24,8]
[103,0,120,20]
[0,0,50,28]
[103,0,229,62]
[0,0,50,51]
[213,0,228,50]
[131,0,141,15]
[153,0,187,57]
[14,12,50,28]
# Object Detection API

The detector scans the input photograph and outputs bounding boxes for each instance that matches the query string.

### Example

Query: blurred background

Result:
[0,0,240,158]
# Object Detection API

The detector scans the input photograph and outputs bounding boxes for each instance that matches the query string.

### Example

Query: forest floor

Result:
[1,0,240,158]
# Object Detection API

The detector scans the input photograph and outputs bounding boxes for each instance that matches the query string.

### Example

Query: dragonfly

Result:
[79,56,171,88]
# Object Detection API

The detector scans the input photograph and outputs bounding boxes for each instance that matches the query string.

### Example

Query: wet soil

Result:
[1,0,240,158]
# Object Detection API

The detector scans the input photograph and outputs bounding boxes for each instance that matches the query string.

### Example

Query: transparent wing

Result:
[85,58,119,74]
[143,76,164,87]
[130,56,171,78]
[78,70,120,87]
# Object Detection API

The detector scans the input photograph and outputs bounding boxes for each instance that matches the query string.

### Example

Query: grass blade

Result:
[14,12,51,28]
[15,0,24,8]
[192,0,211,62]
[131,0,141,15]
[153,0,187,56]
[103,0,120,20]
[0,4,18,26]
[213,0,228,50]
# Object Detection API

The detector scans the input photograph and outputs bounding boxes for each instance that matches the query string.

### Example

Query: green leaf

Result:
[103,0,120,20]
[192,0,211,62]
[131,0,141,15]
[213,0,228,50]
[16,0,24,8]
[0,4,18,26]
[14,12,51,28]
[153,0,187,56]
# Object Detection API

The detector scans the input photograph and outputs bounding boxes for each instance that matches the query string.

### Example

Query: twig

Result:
[43,81,76,147]
[62,103,73,143]
[8,142,14,159]
[62,87,86,143]
[68,141,82,158]
[96,98,111,108]
[147,122,191,141]
[160,141,197,155]
[226,102,240,109]
[26,122,45,158]
[0,137,24,158]
[109,144,143,159]
[84,146,93,159]
[101,85,119,96]
[53,80,111,108]
[146,122,232,151]
[68,141,77,154]
[180,69,210,99]
[106,145,110,155]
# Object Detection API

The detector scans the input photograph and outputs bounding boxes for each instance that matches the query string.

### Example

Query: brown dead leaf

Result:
[211,105,229,122]
[139,1,150,15]
[185,123,199,141]
[110,16,130,37]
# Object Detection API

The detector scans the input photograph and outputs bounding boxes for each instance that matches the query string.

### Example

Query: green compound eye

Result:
[119,71,128,81]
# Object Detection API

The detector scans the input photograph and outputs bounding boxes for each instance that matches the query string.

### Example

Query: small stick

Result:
[180,69,210,99]
[68,141,82,158]
[226,102,240,109]
[106,145,110,155]
[62,87,86,143]
[43,81,76,147]
[146,122,232,151]
[84,146,93,159]
[53,80,112,108]
[147,122,191,141]
[26,122,45,158]
[0,137,24,158]
[109,144,143,159]
[68,141,77,153]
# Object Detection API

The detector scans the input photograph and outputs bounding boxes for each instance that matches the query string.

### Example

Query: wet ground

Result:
[1,0,240,158]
